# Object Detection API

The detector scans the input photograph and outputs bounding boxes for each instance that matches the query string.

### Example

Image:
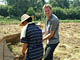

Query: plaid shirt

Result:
[21,23,43,60]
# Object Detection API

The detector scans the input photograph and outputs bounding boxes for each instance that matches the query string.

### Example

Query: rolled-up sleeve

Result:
[21,37,28,43]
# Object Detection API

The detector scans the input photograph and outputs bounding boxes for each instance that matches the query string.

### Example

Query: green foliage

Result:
[7,6,17,17]
[0,0,80,20]
[50,0,69,8]
[56,0,69,8]
[35,12,42,20]
[27,7,35,15]
[0,5,8,17]
[66,9,77,19]
[74,7,80,19]
[6,0,30,16]
[0,16,20,24]
[66,8,80,19]
[52,7,80,19]
[6,0,43,17]
[52,7,67,19]
[73,0,80,7]
[60,19,80,23]
[50,0,59,7]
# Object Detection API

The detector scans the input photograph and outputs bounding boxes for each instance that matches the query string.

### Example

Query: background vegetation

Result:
[0,0,80,20]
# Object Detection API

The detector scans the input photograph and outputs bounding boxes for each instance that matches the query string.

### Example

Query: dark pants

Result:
[44,43,59,60]
[37,58,42,60]
[26,58,42,60]
[33,58,42,60]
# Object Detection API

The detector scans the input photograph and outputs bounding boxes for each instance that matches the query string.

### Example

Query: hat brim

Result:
[19,17,31,26]
[19,16,34,26]
[19,23,24,26]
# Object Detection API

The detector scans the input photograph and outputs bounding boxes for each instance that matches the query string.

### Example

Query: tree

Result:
[6,0,30,16]
[73,0,80,7]
[6,0,43,18]
[42,0,46,5]
[50,0,69,8]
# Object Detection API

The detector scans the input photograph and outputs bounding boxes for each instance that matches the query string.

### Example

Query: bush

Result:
[76,10,80,19]
[52,7,80,19]
[0,5,8,17]
[27,7,35,15]
[66,9,77,19]
[0,5,80,20]
[74,7,80,19]
[65,8,80,19]
[52,7,67,19]
[8,6,19,17]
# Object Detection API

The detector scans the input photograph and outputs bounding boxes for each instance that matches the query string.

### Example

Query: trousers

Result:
[44,43,59,60]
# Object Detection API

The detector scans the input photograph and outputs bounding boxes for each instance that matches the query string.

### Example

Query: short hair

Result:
[43,4,52,10]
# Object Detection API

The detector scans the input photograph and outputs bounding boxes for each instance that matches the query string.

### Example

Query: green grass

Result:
[34,19,80,23]
[0,17,80,24]
[0,19,20,24]
[60,19,80,23]
[0,16,20,24]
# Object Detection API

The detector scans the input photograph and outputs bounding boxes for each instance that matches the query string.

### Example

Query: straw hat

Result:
[19,14,31,26]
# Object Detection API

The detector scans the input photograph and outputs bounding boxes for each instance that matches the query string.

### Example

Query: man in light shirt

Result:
[42,4,60,60]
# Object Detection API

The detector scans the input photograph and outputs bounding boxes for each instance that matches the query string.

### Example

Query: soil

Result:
[0,23,80,60]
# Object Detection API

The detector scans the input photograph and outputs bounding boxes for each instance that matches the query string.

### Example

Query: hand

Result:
[42,39,45,42]
[21,51,25,57]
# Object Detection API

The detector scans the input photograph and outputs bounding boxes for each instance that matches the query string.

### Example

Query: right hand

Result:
[21,51,25,57]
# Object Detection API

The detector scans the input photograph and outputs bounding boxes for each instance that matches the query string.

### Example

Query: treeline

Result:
[53,7,80,19]
[0,0,80,20]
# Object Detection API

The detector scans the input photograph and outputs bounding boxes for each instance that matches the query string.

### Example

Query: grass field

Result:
[0,17,20,24]
[60,19,80,23]
[0,17,80,24]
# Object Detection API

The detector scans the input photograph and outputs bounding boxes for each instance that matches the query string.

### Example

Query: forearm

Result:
[43,34,50,41]
[43,33,53,41]
[43,31,54,41]
[22,43,28,53]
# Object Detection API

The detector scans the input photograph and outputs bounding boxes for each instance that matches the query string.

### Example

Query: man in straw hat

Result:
[19,14,43,60]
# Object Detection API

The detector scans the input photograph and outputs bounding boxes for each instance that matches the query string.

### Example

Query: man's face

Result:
[43,7,52,18]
